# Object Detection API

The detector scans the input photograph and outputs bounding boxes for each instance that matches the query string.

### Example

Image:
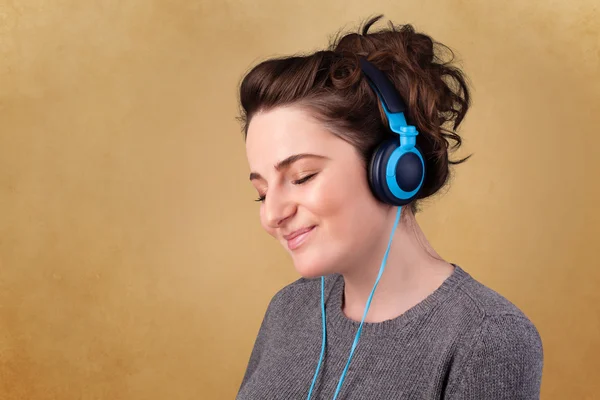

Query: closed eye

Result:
[293,173,318,185]
[254,173,319,203]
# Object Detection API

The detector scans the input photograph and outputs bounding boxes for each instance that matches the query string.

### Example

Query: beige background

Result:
[1,0,598,399]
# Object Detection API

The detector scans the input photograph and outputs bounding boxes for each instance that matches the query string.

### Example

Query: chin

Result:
[289,253,337,279]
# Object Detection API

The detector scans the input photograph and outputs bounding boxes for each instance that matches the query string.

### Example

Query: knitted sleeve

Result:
[445,314,544,399]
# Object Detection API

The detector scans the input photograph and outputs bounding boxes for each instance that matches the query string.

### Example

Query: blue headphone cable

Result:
[306,206,403,400]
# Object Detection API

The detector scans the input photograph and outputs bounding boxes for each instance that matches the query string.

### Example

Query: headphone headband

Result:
[359,57,406,114]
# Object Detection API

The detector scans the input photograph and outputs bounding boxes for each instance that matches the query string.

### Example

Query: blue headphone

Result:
[360,57,426,206]
[305,58,424,400]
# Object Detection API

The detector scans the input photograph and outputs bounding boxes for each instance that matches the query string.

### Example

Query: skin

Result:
[246,105,455,323]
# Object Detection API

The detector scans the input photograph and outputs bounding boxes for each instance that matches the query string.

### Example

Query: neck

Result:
[340,207,455,323]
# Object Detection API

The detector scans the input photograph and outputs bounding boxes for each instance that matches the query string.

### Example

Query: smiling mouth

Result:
[285,226,316,250]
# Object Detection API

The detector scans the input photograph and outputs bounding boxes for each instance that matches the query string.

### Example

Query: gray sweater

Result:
[236,265,544,399]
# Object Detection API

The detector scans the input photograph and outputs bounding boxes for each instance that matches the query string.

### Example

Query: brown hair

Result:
[238,15,471,213]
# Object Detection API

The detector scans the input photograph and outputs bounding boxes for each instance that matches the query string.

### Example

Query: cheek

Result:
[304,176,347,216]
[308,173,371,228]
[309,171,384,239]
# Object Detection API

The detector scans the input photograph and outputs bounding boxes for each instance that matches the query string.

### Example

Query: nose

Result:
[264,186,296,228]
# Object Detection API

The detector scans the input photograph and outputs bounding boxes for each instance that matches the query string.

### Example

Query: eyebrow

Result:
[249,153,329,181]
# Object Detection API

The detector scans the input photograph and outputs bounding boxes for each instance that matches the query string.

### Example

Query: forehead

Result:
[245,106,338,168]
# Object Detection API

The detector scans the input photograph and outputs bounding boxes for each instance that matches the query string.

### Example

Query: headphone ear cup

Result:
[394,145,426,194]
[369,139,426,206]
[368,139,410,206]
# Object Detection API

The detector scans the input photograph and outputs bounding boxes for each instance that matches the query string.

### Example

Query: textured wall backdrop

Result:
[1,1,598,398]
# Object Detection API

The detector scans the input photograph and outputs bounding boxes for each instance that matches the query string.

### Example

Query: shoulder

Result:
[455,268,544,352]
[457,270,532,319]
[446,312,544,398]
[475,313,544,361]
[445,311,544,398]
[439,266,543,341]
[445,268,544,398]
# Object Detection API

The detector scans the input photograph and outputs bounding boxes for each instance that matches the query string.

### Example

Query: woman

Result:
[235,15,544,400]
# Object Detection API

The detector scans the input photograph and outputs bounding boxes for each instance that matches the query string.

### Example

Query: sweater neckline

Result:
[326,264,469,337]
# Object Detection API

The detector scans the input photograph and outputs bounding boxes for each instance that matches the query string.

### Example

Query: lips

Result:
[283,226,315,241]
[284,226,316,250]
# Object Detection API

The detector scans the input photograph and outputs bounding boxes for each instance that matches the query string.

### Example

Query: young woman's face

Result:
[245,105,391,278]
